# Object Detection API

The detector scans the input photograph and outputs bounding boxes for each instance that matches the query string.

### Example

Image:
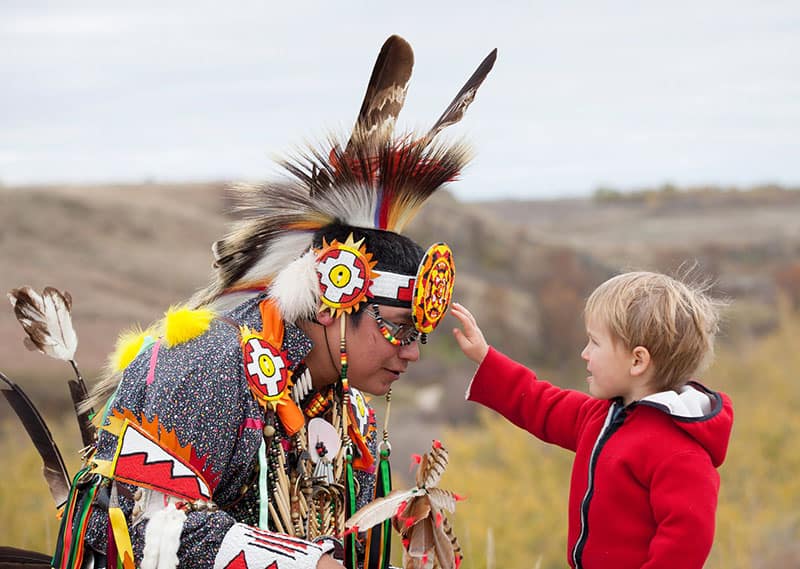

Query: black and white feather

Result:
[427,48,498,140]
[8,285,97,447]
[347,34,414,152]
[8,286,77,361]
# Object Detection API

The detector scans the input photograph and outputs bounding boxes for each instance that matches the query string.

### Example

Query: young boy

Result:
[451,271,734,569]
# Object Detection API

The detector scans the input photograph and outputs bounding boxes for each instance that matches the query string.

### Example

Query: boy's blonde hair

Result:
[584,271,722,392]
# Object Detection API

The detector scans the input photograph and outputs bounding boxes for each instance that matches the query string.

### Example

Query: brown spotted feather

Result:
[347,35,414,152]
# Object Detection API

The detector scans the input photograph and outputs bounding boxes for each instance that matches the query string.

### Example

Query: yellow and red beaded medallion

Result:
[412,243,456,334]
[316,234,379,317]
[241,330,292,403]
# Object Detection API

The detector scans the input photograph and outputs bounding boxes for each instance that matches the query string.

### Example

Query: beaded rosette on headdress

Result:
[413,243,456,334]
[316,235,379,317]
[315,235,455,335]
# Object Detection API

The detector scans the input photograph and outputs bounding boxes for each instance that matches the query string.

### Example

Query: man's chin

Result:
[369,380,393,397]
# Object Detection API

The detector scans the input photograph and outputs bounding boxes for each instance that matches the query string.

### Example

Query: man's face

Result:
[343,305,421,396]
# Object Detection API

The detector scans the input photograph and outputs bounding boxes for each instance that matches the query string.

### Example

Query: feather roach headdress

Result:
[193,35,496,332]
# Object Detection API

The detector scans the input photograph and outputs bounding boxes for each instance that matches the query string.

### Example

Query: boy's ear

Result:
[630,346,652,377]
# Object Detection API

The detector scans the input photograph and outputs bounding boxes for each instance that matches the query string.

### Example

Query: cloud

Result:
[1,1,799,198]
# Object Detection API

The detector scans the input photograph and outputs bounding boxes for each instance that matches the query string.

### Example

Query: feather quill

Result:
[8,286,97,447]
[0,370,70,507]
[407,517,435,556]
[419,441,448,488]
[9,286,77,361]
[431,514,461,569]
[347,35,414,152]
[345,487,423,532]
[426,48,497,141]
[426,488,459,514]
[346,440,463,569]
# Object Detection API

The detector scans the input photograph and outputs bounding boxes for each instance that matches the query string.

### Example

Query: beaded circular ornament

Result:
[412,242,456,334]
[316,234,379,317]
[241,331,292,403]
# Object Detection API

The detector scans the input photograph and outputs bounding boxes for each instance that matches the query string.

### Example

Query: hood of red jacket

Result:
[637,382,733,467]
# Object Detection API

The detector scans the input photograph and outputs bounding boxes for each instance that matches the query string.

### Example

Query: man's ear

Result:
[316,310,336,327]
[630,346,652,377]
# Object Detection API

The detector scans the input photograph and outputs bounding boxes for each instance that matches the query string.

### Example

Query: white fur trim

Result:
[141,504,187,569]
[270,250,320,323]
[241,232,315,290]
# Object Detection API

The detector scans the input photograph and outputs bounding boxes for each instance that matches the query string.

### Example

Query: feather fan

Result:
[346,440,464,569]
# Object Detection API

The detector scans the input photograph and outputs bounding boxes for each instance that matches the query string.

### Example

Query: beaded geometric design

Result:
[412,242,456,334]
[241,327,292,405]
[316,234,378,317]
[95,408,219,501]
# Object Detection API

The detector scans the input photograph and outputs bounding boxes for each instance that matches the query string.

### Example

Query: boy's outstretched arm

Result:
[451,302,489,364]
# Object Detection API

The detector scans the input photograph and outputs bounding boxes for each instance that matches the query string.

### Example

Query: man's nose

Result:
[398,341,420,362]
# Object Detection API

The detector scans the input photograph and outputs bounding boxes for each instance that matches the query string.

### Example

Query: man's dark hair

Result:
[313,223,424,274]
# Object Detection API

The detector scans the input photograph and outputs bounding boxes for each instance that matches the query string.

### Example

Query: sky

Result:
[1,1,799,201]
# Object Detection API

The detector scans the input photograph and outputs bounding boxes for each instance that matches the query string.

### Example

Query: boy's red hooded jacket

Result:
[467,347,734,569]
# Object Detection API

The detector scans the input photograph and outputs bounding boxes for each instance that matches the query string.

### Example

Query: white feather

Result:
[346,487,425,531]
[141,504,186,569]
[241,232,314,290]
[270,249,320,323]
[314,182,379,228]
[8,286,78,361]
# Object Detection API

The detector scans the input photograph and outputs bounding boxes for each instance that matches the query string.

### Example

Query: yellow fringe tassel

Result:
[109,327,152,372]
[163,306,216,347]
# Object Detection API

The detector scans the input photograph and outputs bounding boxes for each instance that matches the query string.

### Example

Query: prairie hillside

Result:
[3,182,800,408]
[2,182,800,566]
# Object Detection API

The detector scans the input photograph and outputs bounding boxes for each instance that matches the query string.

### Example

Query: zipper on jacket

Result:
[571,401,628,568]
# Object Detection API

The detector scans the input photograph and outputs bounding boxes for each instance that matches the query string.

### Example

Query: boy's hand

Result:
[451,302,489,364]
